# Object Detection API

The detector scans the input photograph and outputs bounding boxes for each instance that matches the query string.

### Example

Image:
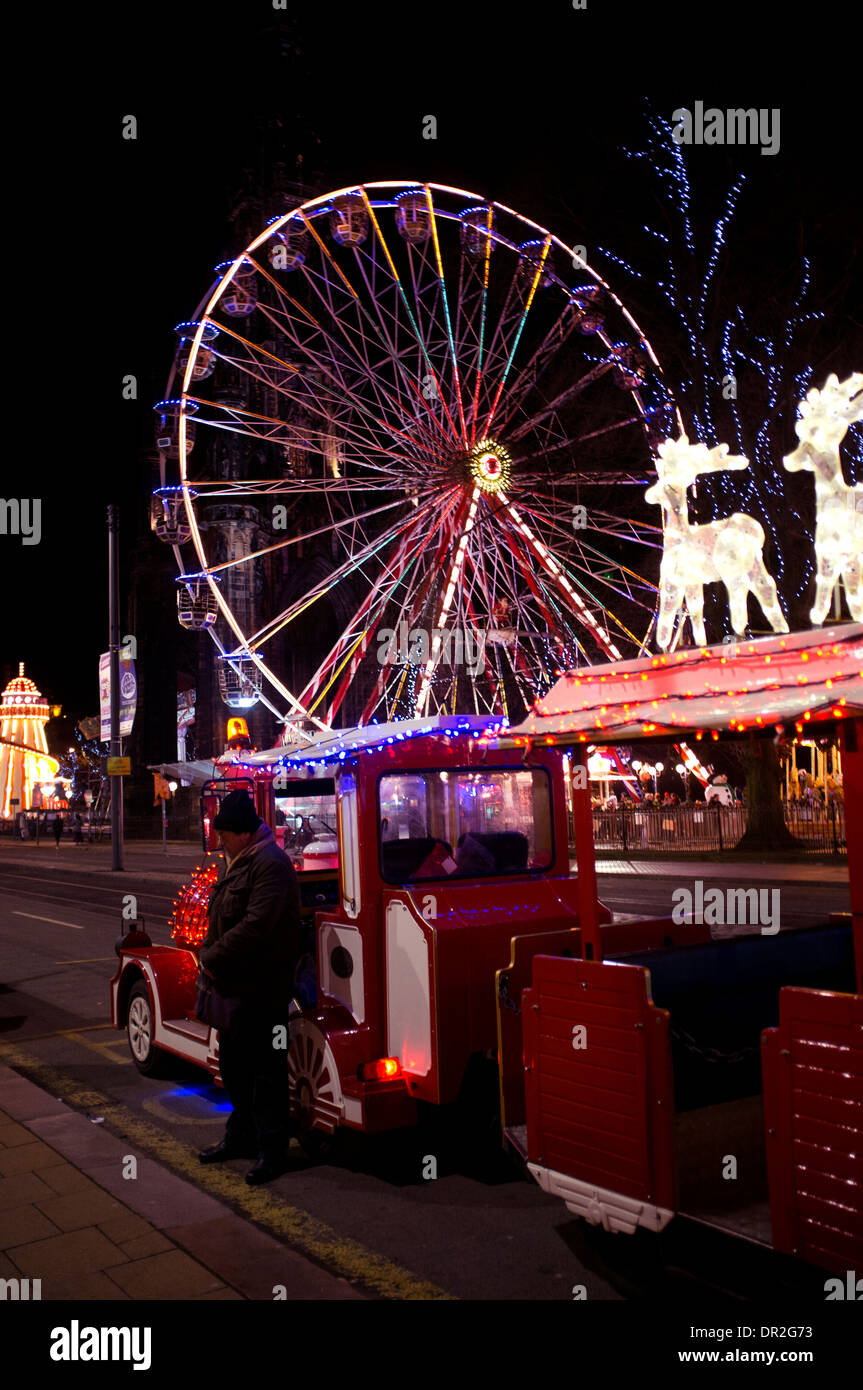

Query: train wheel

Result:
[288,1018,343,1160]
[126,981,175,1077]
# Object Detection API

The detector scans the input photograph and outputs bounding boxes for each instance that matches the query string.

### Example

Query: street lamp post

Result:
[108,504,125,871]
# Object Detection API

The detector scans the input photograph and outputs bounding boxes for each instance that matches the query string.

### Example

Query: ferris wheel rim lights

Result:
[167,178,682,728]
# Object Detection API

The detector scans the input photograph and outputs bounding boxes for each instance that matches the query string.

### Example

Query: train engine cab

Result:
[286,718,613,1143]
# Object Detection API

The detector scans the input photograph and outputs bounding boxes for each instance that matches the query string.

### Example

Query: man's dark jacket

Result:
[199,823,301,1002]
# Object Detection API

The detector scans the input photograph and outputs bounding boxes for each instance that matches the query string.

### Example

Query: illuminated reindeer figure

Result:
[646,436,789,650]
[782,372,863,624]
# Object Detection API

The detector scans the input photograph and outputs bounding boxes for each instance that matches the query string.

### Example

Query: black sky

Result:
[5,1,860,718]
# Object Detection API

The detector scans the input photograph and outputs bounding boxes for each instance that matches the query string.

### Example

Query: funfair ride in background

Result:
[150,180,687,736]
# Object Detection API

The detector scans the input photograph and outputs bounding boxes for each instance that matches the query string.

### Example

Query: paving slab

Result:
[34,1187,131,1233]
[0,1141,66,1177]
[24,1112,139,1167]
[0,1078,68,1123]
[106,1248,225,1299]
[83,1158,233,1229]
[163,1214,365,1301]
[118,1231,175,1260]
[0,1171,59,1211]
[9,1226,130,1278]
[38,1271,132,1301]
[0,1121,36,1148]
[1,1204,60,1247]
[36,1165,107,1197]
[96,1211,159,1245]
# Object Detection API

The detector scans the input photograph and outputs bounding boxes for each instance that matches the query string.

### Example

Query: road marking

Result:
[0,1039,457,1301]
[0,870,178,898]
[54,957,115,964]
[4,1024,123,1043]
[58,1029,131,1065]
[13,911,83,929]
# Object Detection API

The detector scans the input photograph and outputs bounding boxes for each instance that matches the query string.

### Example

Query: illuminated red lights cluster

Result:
[170,862,219,948]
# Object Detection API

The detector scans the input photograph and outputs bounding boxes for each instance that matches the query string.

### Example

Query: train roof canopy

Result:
[507,625,863,746]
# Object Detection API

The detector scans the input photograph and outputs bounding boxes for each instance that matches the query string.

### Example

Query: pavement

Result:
[0,838,209,886]
[594,857,849,882]
[0,1065,365,1301]
[0,836,848,1301]
[0,838,850,884]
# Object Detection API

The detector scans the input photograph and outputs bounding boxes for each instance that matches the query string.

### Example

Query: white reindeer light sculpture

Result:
[646,436,789,651]
[782,372,863,625]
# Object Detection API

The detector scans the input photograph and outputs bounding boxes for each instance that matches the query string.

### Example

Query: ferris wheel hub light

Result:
[469,438,511,494]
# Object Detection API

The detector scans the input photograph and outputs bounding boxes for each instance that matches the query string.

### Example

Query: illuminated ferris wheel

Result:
[151,181,681,733]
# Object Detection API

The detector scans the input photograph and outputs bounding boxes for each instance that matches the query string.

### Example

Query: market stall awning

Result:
[508,625,863,745]
[146,760,223,787]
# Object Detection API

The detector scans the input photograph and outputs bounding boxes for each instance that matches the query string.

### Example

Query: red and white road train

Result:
[111,628,863,1276]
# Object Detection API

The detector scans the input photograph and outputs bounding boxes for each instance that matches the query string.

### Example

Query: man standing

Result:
[197,789,301,1185]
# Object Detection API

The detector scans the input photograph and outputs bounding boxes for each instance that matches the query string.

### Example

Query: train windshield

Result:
[275,780,338,863]
[378,767,553,881]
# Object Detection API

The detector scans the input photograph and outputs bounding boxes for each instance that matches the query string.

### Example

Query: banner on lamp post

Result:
[99,652,137,742]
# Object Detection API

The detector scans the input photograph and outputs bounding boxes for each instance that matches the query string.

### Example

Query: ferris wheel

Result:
[151,180,681,734]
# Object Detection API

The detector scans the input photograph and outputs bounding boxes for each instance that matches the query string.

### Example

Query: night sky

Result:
[6,3,860,727]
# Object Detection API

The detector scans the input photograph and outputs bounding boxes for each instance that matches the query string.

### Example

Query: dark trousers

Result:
[217,1004,292,1159]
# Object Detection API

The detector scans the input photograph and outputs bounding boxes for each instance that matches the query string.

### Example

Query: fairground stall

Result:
[504,623,862,1276]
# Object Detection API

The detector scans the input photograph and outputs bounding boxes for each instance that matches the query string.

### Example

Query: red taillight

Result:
[359,1057,401,1082]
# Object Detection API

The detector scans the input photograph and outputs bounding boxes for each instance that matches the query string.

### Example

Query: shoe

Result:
[245,1154,292,1185]
[199,1140,258,1164]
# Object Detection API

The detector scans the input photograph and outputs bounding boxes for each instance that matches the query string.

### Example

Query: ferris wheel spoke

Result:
[419,187,468,445]
[480,237,552,438]
[200,310,445,472]
[235,492,451,654]
[518,493,661,555]
[248,266,442,471]
[188,477,414,497]
[197,491,435,579]
[296,208,461,454]
[300,490,463,720]
[303,527,431,720]
[186,328,417,469]
[356,190,464,450]
[456,207,494,448]
[486,528,566,683]
[355,495,468,723]
[458,550,521,717]
[499,497,623,659]
[494,294,599,434]
[414,488,481,715]
[505,498,658,638]
[343,243,458,454]
[507,357,614,443]
[513,412,646,468]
